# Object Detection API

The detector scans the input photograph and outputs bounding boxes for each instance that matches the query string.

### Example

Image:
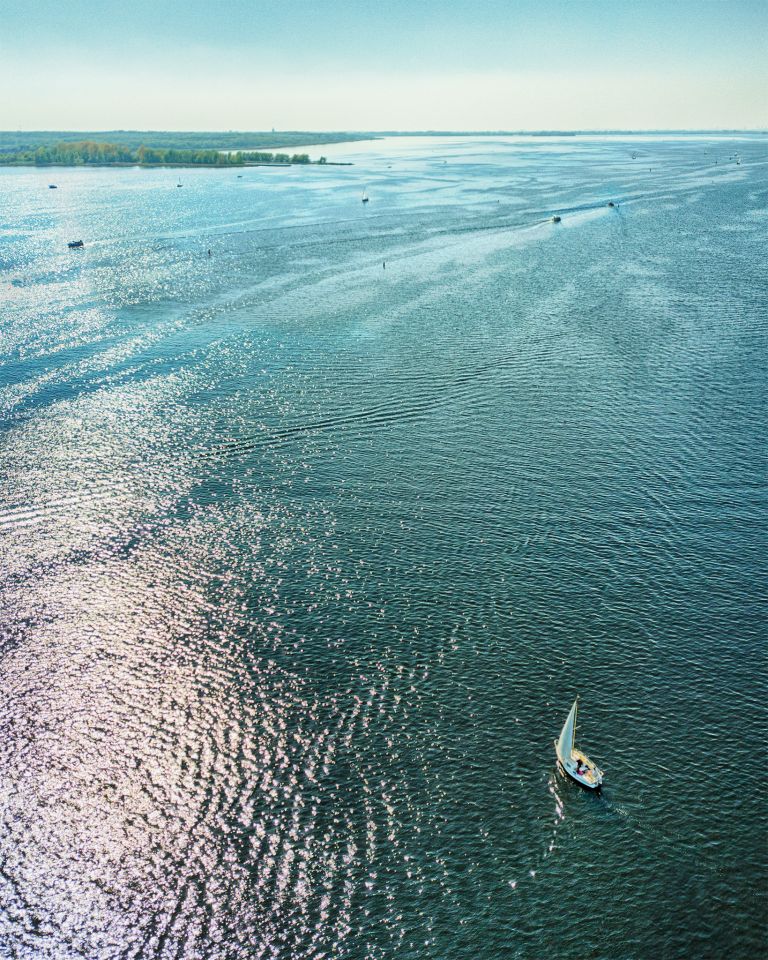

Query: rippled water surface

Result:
[1,135,766,959]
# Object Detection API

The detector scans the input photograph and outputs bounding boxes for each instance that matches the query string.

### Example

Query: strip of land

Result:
[0,142,340,167]
[0,131,371,154]
[2,129,761,158]
[2,129,761,168]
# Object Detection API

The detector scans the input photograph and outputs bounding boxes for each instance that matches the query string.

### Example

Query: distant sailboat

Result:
[555,698,604,790]
[362,189,369,204]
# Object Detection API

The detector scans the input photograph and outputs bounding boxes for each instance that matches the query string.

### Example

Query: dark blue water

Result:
[1,136,766,959]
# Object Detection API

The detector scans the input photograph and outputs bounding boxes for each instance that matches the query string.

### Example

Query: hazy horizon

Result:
[2,128,767,135]
[3,0,766,130]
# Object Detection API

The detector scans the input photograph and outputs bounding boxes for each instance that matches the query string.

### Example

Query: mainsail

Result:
[556,699,578,764]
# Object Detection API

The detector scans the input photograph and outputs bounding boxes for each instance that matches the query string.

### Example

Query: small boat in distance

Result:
[49,184,58,189]
[554,698,604,790]
[551,215,561,223]
[67,240,84,249]
[362,190,369,204]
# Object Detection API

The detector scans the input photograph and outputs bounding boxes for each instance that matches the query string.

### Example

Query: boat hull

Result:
[554,738,603,790]
[557,758,602,791]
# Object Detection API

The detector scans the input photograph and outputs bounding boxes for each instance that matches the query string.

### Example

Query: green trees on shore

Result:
[0,131,366,153]
[0,141,317,166]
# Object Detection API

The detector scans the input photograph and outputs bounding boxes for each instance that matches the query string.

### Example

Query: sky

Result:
[1,0,766,130]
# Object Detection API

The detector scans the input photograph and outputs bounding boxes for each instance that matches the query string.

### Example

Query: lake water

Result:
[0,135,766,959]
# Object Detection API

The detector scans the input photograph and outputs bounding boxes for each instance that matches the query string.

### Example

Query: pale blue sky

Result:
[2,0,766,129]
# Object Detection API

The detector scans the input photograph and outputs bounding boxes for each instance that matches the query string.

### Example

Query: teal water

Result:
[0,136,766,959]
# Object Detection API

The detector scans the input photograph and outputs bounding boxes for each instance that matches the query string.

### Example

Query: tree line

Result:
[0,130,366,153]
[0,141,326,166]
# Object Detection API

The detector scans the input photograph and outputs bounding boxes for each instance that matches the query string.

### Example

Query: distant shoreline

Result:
[1,128,762,170]
[0,141,355,169]
[0,131,373,156]
[368,128,766,136]
[0,160,353,169]
[1,129,763,157]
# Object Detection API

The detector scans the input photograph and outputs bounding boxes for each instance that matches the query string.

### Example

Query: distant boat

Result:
[554,698,604,790]
[607,201,615,207]
[551,215,561,223]
[177,180,183,188]
[67,240,84,249]
[362,190,369,204]
[48,184,58,189]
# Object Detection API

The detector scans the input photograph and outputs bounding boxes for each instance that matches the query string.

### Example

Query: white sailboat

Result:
[361,189,369,204]
[555,698,604,790]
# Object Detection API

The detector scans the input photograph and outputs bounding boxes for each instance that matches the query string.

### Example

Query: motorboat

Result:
[67,240,84,249]
[554,698,604,790]
[551,215,561,223]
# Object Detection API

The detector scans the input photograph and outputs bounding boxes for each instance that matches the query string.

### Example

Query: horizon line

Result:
[2,128,767,135]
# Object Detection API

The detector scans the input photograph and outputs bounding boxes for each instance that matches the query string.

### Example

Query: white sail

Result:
[556,699,577,764]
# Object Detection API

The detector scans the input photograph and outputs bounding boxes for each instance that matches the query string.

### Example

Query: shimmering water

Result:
[1,135,766,959]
